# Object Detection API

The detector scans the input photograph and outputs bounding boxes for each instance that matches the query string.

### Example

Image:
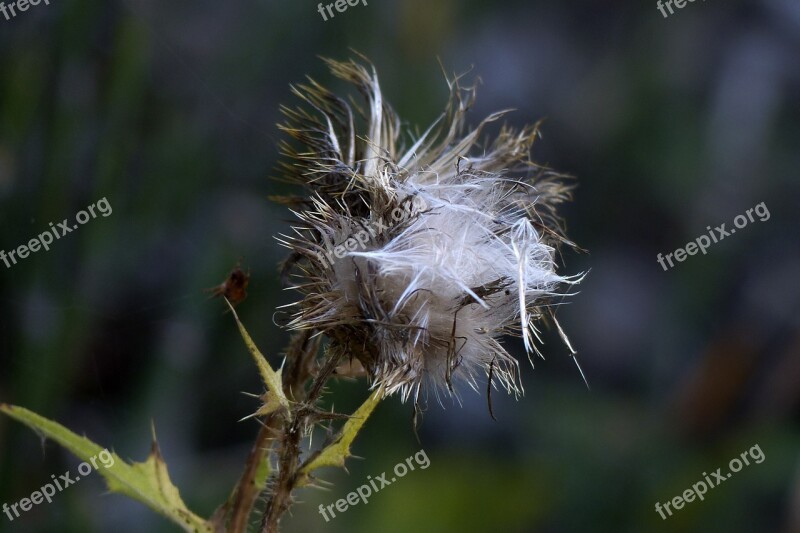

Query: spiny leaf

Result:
[0,405,214,533]
[225,298,290,417]
[297,388,383,486]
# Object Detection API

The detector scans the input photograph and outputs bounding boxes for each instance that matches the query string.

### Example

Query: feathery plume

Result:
[275,57,582,407]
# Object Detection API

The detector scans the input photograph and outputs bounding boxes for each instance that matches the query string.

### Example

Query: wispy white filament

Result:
[276,58,582,405]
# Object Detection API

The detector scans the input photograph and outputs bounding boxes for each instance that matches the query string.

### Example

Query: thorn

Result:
[238,412,259,423]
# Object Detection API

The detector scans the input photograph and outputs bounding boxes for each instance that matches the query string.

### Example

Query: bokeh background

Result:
[1,0,798,532]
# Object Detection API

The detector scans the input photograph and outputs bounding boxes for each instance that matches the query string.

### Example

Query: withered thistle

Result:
[276,57,584,409]
[0,57,584,533]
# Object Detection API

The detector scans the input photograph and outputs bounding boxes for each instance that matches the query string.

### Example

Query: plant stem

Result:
[227,419,277,533]
[227,330,317,533]
[260,349,343,533]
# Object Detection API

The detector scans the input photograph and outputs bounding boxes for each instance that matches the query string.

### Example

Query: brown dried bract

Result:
[206,264,250,307]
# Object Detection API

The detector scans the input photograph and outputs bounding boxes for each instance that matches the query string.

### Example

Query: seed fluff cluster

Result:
[275,58,583,408]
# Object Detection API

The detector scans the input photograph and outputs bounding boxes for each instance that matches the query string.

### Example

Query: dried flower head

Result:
[275,58,583,407]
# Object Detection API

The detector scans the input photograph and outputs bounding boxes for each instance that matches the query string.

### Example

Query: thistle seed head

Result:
[275,58,582,405]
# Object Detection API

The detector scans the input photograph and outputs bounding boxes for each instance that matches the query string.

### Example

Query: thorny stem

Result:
[227,419,277,533]
[260,348,344,533]
[226,330,316,533]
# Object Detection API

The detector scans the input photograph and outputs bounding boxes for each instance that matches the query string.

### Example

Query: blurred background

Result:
[0,0,798,531]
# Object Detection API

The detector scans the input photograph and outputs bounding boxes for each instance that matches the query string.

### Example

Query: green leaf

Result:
[225,298,290,417]
[297,388,383,486]
[0,404,214,533]
[254,450,271,491]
